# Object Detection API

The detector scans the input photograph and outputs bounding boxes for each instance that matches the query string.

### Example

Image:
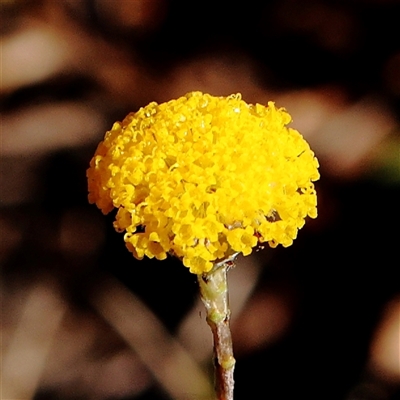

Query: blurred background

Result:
[1,0,399,399]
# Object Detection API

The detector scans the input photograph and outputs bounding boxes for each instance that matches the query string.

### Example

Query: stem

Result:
[198,261,236,400]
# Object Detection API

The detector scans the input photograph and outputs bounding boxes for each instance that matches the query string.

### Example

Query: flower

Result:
[87,92,319,274]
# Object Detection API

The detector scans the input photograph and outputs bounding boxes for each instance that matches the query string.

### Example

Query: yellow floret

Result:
[87,92,319,274]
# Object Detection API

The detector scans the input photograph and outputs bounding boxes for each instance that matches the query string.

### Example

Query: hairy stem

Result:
[198,261,235,400]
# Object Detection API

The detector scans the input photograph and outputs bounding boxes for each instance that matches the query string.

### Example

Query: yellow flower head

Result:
[87,92,319,274]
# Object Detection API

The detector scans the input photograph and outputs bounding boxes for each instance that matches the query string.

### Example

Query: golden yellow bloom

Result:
[87,92,319,274]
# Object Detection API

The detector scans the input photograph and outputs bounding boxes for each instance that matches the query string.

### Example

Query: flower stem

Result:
[198,261,236,400]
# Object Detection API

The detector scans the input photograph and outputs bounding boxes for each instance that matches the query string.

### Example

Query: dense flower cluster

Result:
[87,92,319,274]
